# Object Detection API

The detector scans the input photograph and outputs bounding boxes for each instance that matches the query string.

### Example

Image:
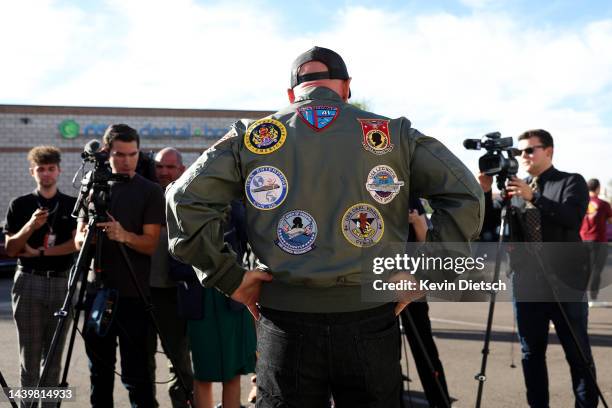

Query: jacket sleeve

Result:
[482,190,502,237]
[532,173,589,230]
[165,124,246,296]
[404,126,484,244]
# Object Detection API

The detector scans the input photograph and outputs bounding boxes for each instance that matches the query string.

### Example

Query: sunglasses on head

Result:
[518,145,546,155]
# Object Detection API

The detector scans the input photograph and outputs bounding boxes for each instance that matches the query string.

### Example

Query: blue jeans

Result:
[83,295,156,408]
[256,303,401,408]
[514,301,598,408]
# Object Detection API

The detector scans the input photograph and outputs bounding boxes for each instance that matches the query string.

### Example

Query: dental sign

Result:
[58,119,229,140]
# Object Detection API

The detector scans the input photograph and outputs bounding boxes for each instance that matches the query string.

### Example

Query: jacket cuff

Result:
[214,263,247,297]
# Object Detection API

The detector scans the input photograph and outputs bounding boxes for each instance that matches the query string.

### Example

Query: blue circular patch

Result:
[275,210,317,255]
[245,166,288,210]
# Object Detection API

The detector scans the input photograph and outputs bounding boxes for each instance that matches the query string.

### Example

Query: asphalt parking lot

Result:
[0,277,611,407]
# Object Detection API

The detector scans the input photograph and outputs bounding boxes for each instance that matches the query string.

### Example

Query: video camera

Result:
[464,132,519,188]
[71,140,129,221]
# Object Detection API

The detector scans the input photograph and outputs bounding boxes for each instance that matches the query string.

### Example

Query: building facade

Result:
[0,104,272,220]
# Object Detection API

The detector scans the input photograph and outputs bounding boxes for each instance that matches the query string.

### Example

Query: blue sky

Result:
[1,0,611,191]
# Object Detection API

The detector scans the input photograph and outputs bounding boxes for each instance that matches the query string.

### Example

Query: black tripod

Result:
[474,186,512,408]
[0,366,19,408]
[400,308,451,408]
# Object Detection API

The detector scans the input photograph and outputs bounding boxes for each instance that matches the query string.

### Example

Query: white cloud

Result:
[0,0,85,97]
[458,0,501,9]
[0,1,610,184]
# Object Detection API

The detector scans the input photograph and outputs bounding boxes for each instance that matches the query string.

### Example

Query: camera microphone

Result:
[84,139,101,155]
[463,139,482,150]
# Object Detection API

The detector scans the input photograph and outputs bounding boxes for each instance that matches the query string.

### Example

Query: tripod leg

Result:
[0,368,19,408]
[551,302,599,407]
[475,205,510,408]
[54,252,92,408]
[402,307,451,408]
[398,316,413,408]
[34,220,96,408]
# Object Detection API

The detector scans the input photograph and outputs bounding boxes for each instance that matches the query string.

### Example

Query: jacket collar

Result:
[294,87,344,103]
[528,165,556,186]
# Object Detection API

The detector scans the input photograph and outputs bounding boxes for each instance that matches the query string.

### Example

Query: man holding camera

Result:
[166,46,483,407]
[75,124,164,407]
[479,129,596,407]
[4,146,77,405]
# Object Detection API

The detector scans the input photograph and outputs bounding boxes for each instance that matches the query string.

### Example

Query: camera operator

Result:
[3,146,77,406]
[478,129,595,407]
[75,124,164,407]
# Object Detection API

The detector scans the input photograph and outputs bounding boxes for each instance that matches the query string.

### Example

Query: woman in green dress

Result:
[188,289,256,408]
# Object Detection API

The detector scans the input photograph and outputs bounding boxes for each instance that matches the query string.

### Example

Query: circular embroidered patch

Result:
[275,210,317,254]
[365,165,404,204]
[341,203,384,247]
[244,118,287,154]
[245,166,288,210]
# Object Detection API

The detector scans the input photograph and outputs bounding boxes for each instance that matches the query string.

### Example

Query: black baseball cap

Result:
[290,46,350,89]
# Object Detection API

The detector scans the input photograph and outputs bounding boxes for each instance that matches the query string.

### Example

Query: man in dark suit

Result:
[479,129,596,407]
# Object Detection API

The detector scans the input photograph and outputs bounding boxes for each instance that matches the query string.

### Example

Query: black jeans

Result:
[256,303,401,408]
[83,294,156,408]
[514,301,597,408]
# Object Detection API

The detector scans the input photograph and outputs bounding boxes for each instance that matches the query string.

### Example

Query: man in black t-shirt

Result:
[3,146,77,403]
[75,124,164,407]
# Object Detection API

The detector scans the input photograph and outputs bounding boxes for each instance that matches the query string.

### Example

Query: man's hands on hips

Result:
[391,272,428,316]
[231,269,273,320]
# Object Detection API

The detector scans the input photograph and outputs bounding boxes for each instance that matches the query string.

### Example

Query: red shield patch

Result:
[357,119,393,155]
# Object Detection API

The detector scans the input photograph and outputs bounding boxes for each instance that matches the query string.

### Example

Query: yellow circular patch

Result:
[244,118,287,155]
[341,203,384,247]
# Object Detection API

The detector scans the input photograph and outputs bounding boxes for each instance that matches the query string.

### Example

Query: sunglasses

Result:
[518,145,546,155]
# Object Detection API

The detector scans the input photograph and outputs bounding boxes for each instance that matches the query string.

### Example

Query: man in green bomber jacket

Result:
[166,46,483,408]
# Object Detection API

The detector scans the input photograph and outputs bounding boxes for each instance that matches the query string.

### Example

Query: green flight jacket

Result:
[166,87,484,313]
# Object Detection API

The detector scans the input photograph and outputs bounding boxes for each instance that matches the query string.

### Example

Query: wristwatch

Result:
[39,249,45,257]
